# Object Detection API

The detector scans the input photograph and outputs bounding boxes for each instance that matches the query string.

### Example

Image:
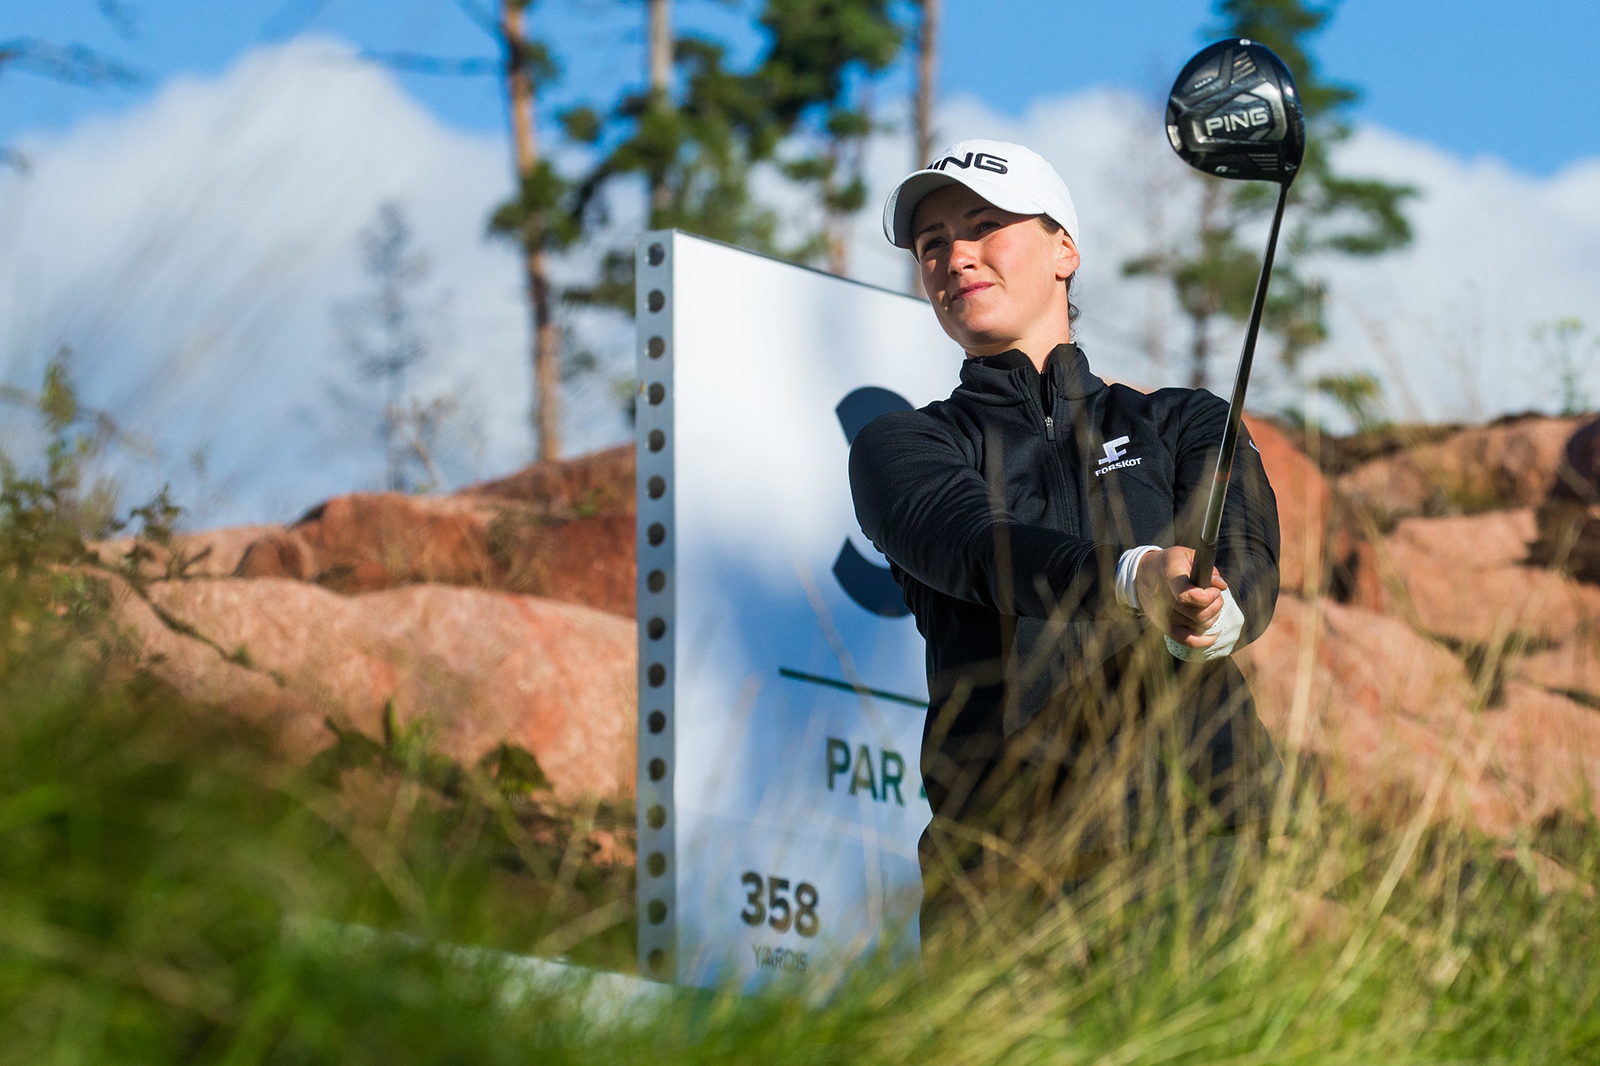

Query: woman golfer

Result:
[849,139,1282,903]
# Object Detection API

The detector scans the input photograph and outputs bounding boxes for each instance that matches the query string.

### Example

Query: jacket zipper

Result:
[1039,361,1076,534]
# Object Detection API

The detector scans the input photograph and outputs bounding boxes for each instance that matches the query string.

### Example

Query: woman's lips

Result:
[952,281,993,300]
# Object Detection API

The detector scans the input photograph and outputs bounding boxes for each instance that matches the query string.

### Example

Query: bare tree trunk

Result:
[646,0,673,219]
[1189,310,1211,391]
[1189,181,1226,391]
[910,0,940,297]
[826,138,849,277]
[502,0,561,462]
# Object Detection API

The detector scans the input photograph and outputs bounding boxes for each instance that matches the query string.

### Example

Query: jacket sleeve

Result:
[1168,394,1281,647]
[849,411,1121,621]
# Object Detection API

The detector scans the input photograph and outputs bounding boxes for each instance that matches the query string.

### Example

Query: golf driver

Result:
[1165,38,1305,589]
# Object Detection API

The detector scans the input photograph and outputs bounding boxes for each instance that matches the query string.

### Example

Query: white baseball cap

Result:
[883,138,1080,251]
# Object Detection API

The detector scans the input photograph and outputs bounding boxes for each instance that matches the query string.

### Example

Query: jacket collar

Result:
[956,342,1103,404]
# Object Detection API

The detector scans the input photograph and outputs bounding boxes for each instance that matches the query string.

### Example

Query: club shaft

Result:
[1189,182,1290,589]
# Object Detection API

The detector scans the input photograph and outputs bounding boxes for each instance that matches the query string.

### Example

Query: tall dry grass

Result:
[3,368,1598,1062]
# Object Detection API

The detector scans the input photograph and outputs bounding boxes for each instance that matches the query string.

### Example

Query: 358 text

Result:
[740,872,819,938]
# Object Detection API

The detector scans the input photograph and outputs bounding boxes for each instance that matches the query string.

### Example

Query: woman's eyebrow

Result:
[915,206,996,242]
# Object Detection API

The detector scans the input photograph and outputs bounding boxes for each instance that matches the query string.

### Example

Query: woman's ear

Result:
[1055,233,1081,283]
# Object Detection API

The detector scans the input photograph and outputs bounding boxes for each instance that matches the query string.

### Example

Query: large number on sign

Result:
[768,877,792,932]
[794,882,819,937]
[740,871,820,938]
[740,871,765,926]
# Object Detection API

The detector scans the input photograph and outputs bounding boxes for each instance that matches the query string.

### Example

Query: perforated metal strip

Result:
[634,231,676,981]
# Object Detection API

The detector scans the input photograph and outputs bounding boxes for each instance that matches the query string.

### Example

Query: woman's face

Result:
[910,183,1079,360]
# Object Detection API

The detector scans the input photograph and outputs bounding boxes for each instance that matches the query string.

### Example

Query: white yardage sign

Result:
[634,231,963,990]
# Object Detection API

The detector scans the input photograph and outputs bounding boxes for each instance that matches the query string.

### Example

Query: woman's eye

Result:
[974,220,999,234]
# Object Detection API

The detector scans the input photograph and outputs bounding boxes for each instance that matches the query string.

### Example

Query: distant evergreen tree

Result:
[565,0,912,330]
[909,0,941,296]
[363,1,574,460]
[756,0,905,275]
[338,202,430,491]
[484,0,576,462]
[566,30,791,269]
[332,203,468,493]
[1124,0,1416,391]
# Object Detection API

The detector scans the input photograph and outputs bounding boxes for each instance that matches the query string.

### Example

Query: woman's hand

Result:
[1134,546,1228,648]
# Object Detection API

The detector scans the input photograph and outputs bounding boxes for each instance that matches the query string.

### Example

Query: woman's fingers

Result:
[1166,584,1222,637]
[1171,582,1220,613]
[1138,548,1231,645]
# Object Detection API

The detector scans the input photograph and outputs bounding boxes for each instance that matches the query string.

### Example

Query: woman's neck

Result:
[963,328,1071,372]
[958,292,1074,371]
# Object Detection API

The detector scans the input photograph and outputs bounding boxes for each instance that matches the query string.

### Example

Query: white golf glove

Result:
[1115,545,1245,661]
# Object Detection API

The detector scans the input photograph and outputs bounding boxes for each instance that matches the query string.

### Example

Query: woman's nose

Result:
[947,238,979,271]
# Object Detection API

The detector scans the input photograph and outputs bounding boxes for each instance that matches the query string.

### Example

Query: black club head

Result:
[1166,38,1305,186]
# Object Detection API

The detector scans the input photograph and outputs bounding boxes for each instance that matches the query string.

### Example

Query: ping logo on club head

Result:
[1097,436,1131,465]
[928,152,1009,175]
[1204,106,1271,136]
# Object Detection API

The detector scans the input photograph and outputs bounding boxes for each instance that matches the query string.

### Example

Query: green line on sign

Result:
[777,667,929,709]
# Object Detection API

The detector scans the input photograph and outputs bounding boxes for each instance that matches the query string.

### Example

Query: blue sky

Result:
[3,13,1597,520]
[4,0,1598,174]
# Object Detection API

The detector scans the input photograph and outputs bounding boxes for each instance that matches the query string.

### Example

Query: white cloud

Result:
[2,42,1596,528]
[846,91,1600,427]
[0,37,633,526]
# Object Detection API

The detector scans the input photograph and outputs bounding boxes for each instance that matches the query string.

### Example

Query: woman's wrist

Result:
[1131,546,1167,615]
[1115,545,1163,613]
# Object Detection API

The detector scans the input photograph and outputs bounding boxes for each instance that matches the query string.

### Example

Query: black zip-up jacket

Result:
[849,343,1280,822]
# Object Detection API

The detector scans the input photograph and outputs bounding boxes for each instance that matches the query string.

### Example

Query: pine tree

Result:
[338,203,431,491]
[561,18,792,319]
[359,2,576,461]
[569,32,789,254]
[646,0,674,218]
[1124,0,1416,392]
[486,0,574,463]
[909,0,940,296]
[1216,0,1414,261]
[757,0,905,275]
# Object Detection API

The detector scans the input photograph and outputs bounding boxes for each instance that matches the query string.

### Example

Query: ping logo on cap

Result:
[928,152,1009,175]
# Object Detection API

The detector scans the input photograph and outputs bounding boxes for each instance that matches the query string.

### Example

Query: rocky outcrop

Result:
[1529,416,1600,583]
[1337,415,1585,524]
[464,444,634,513]
[1350,510,1600,640]
[1233,415,1600,835]
[1240,597,1600,836]
[1244,415,1330,597]
[113,422,1600,839]
[234,493,496,591]
[114,576,636,801]
[95,524,282,580]
[232,445,636,616]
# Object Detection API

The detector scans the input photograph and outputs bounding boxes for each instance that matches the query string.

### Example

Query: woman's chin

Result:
[948,316,1020,350]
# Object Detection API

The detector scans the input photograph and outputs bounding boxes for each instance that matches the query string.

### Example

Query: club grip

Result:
[1189,540,1216,590]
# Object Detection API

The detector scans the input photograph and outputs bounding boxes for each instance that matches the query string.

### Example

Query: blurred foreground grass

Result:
[3,368,1600,1062]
